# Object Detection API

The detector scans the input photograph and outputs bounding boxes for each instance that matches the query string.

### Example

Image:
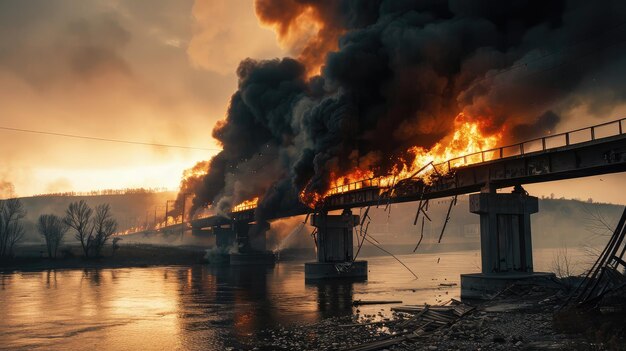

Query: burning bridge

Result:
[183,118,626,296]
[191,117,626,224]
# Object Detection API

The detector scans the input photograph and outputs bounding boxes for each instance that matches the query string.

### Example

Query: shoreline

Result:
[2,246,624,350]
[0,244,207,273]
[250,281,620,351]
[0,242,483,273]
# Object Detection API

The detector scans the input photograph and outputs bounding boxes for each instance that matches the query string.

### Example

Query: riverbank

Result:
[1,251,621,350]
[0,241,482,273]
[249,281,621,351]
[0,244,207,272]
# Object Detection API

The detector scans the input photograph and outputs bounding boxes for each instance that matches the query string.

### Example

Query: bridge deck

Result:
[325,133,626,210]
[184,119,626,229]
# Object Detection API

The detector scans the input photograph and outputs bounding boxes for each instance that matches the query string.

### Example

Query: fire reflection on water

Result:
[0,248,579,350]
[0,256,458,351]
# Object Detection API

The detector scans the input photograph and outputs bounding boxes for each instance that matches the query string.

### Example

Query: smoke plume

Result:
[181,0,626,219]
[0,180,16,199]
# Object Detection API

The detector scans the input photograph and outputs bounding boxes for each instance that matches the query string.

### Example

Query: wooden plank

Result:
[353,300,403,306]
[397,306,429,328]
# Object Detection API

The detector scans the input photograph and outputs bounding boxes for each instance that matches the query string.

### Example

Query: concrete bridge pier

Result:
[214,225,236,249]
[201,225,235,264]
[230,220,275,265]
[304,209,367,281]
[461,187,554,299]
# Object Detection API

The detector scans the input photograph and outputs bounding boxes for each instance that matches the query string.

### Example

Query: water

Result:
[0,248,590,351]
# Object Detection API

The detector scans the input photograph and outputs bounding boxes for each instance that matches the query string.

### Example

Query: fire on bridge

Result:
[191,117,626,223]
[175,118,626,297]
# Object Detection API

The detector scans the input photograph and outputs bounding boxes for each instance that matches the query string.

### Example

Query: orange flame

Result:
[232,197,259,212]
[215,113,503,211]
[182,160,209,182]
[301,113,503,207]
[255,2,342,77]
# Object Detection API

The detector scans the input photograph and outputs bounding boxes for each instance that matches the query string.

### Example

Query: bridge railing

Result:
[441,117,625,172]
[327,177,391,195]
[328,117,626,195]
[233,204,257,212]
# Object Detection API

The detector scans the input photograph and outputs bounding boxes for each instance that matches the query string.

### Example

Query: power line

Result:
[2,21,626,153]
[0,126,221,151]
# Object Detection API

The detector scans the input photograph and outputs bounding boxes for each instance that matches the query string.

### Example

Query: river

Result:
[0,247,591,351]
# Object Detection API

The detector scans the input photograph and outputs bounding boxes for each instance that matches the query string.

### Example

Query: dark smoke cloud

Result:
[510,111,561,142]
[189,57,307,214]
[254,0,383,73]
[182,0,626,219]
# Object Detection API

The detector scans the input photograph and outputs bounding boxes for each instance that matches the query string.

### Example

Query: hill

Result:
[16,191,177,243]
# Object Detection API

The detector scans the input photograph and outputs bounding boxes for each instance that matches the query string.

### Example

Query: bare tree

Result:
[90,204,117,257]
[64,200,94,258]
[581,204,620,269]
[64,201,119,258]
[0,198,26,258]
[37,214,68,259]
[582,204,615,237]
[552,246,577,279]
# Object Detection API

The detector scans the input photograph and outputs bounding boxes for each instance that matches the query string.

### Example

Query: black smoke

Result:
[190,57,307,213]
[510,110,561,142]
[182,0,626,219]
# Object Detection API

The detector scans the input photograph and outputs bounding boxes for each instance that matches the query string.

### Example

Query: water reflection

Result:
[172,264,334,348]
[314,282,354,317]
[45,270,57,289]
[3,250,566,350]
[82,268,102,285]
[0,263,367,350]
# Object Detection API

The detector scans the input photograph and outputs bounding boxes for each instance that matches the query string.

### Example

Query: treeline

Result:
[33,187,171,198]
[0,199,119,259]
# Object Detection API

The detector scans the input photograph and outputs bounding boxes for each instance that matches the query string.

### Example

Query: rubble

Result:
[243,282,595,351]
[568,207,626,307]
[552,207,626,349]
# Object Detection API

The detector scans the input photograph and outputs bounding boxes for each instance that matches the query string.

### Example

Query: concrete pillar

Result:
[233,221,269,253]
[313,211,357,262]
[213,225,235,249]
[461,189,554,299]
[233,221,251,252]
[469,192,538,273]
[304,209,367,280]
[230,220,275,265]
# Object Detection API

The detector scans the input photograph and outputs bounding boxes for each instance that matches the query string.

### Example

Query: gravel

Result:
[230,284,600,351]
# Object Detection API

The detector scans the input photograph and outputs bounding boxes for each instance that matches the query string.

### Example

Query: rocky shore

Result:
[248,283,608,351]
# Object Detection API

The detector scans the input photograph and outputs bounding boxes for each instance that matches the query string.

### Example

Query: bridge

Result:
[166,118,626,296]
[190,117,626,226]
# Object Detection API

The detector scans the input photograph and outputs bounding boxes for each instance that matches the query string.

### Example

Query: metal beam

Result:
[188,132,626,229]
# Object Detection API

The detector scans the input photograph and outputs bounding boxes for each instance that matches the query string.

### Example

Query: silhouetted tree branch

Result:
[64,201,118,258]
[37,214,68,259]
[91,204,117,257]
[0,198,26,258]
[64,200,94,258]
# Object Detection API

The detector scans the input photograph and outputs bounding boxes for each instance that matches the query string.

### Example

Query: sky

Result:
[0,0,625,205]
[0,0,285,196]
